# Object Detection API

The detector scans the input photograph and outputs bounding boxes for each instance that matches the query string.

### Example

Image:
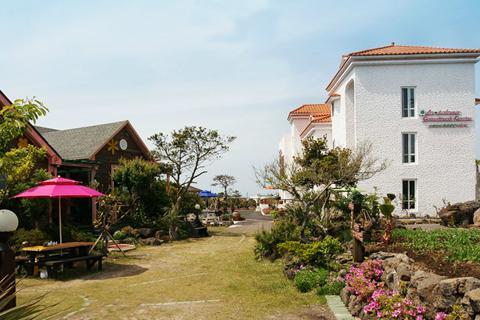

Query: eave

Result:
[300,122,331,140]
[326,53,480,93]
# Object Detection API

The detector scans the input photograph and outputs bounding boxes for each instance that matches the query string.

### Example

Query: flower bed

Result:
[340,256,478,319]
[366,228,480,279]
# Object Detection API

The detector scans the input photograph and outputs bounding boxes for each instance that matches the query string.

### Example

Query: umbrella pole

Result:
[58,197,63,244]
[58,197,64,273]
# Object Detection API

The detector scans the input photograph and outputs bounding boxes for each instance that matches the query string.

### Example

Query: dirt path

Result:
[17,213,333,320]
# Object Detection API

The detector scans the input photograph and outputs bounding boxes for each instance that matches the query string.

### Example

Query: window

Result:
[402,133,416,163]
[402,87,415,118]
[331,101,335,117]
[402,179,416,210]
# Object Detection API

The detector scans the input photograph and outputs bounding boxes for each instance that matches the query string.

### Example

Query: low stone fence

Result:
[340,252,480,319]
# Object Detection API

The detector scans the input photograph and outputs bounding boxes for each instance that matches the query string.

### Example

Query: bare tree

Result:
[255,137,387,240]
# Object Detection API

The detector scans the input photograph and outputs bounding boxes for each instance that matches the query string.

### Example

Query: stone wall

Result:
[341,252,480,319]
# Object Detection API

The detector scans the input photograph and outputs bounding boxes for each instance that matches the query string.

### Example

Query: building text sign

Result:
[419,109,473,128]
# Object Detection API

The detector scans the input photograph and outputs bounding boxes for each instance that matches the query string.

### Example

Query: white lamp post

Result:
[0,209,18,311]
[193,204,201,226]
[0,209,18,232]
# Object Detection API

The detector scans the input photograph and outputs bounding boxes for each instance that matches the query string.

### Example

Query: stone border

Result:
[325,295,354,320]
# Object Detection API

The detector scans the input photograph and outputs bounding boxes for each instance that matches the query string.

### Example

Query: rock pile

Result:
[438,201,480,226]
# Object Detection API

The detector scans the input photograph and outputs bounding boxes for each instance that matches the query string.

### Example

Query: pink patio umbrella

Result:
[13,176,104,243]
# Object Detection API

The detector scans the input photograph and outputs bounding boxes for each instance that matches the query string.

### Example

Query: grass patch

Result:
[393,228,480,263]
[17,226,327,319]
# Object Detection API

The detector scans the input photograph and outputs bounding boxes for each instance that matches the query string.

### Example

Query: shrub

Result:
[254,220,300,260]
[435,305,470,320]
[294,268,329,293]
[112,158,170,223]
[121,226,139,238]
[317,280,345,296]
[10,228,49,247]
[113,230,127,241]
[67,226,95,242]
[278,236,343,267]
[43,225,95,243]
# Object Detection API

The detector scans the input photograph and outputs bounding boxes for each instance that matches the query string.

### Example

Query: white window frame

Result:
[402,179,417,211]
[331,101,335,117]
[402,132,417,164]
[401,87,416,118]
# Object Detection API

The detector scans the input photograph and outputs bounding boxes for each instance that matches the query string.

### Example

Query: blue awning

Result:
[198,190,218,198]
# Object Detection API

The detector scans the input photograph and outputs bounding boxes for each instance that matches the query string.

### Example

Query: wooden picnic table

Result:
[21,241,94,253]
[20,242,95,276]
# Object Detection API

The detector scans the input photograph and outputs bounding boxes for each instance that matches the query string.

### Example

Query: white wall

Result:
[291,117,310,155]
[279,133,293,165]
[331,72,355,147]
[351,61,477,215]
[278,131,296,201]
[309,124,333,148]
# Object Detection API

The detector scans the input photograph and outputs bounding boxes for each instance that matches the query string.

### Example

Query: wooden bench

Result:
[44,254,103,278]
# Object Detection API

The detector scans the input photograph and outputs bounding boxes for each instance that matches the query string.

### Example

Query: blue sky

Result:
[1,0,479,195]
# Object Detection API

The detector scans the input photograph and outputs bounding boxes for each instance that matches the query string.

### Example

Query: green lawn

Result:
[17,227,331,319]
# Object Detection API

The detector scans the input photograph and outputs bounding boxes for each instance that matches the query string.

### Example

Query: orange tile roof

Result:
[348,43,480,56]
[476,98,480,105]
[288,104,331,118]
[327,43,480,91]
[311,114,331,123]
[300,114,331,138]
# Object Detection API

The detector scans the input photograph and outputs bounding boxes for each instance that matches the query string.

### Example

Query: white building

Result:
[279,43,480,215]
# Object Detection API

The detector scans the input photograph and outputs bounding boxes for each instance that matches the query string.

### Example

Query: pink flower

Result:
[435,312,447,320]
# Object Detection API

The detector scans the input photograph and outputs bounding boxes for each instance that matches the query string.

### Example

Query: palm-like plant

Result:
[0,276,60,320]
[162,207,183,240]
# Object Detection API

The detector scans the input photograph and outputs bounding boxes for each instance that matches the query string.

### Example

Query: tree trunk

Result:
[352,237,365,263]
[300,205,309,242]
[174,196,182,212]
[169,225,179,240]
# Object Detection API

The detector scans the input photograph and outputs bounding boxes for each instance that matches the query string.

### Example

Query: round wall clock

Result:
[119,139,128,151]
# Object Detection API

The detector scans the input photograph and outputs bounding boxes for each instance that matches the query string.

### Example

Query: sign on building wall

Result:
[419,109,473,128]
